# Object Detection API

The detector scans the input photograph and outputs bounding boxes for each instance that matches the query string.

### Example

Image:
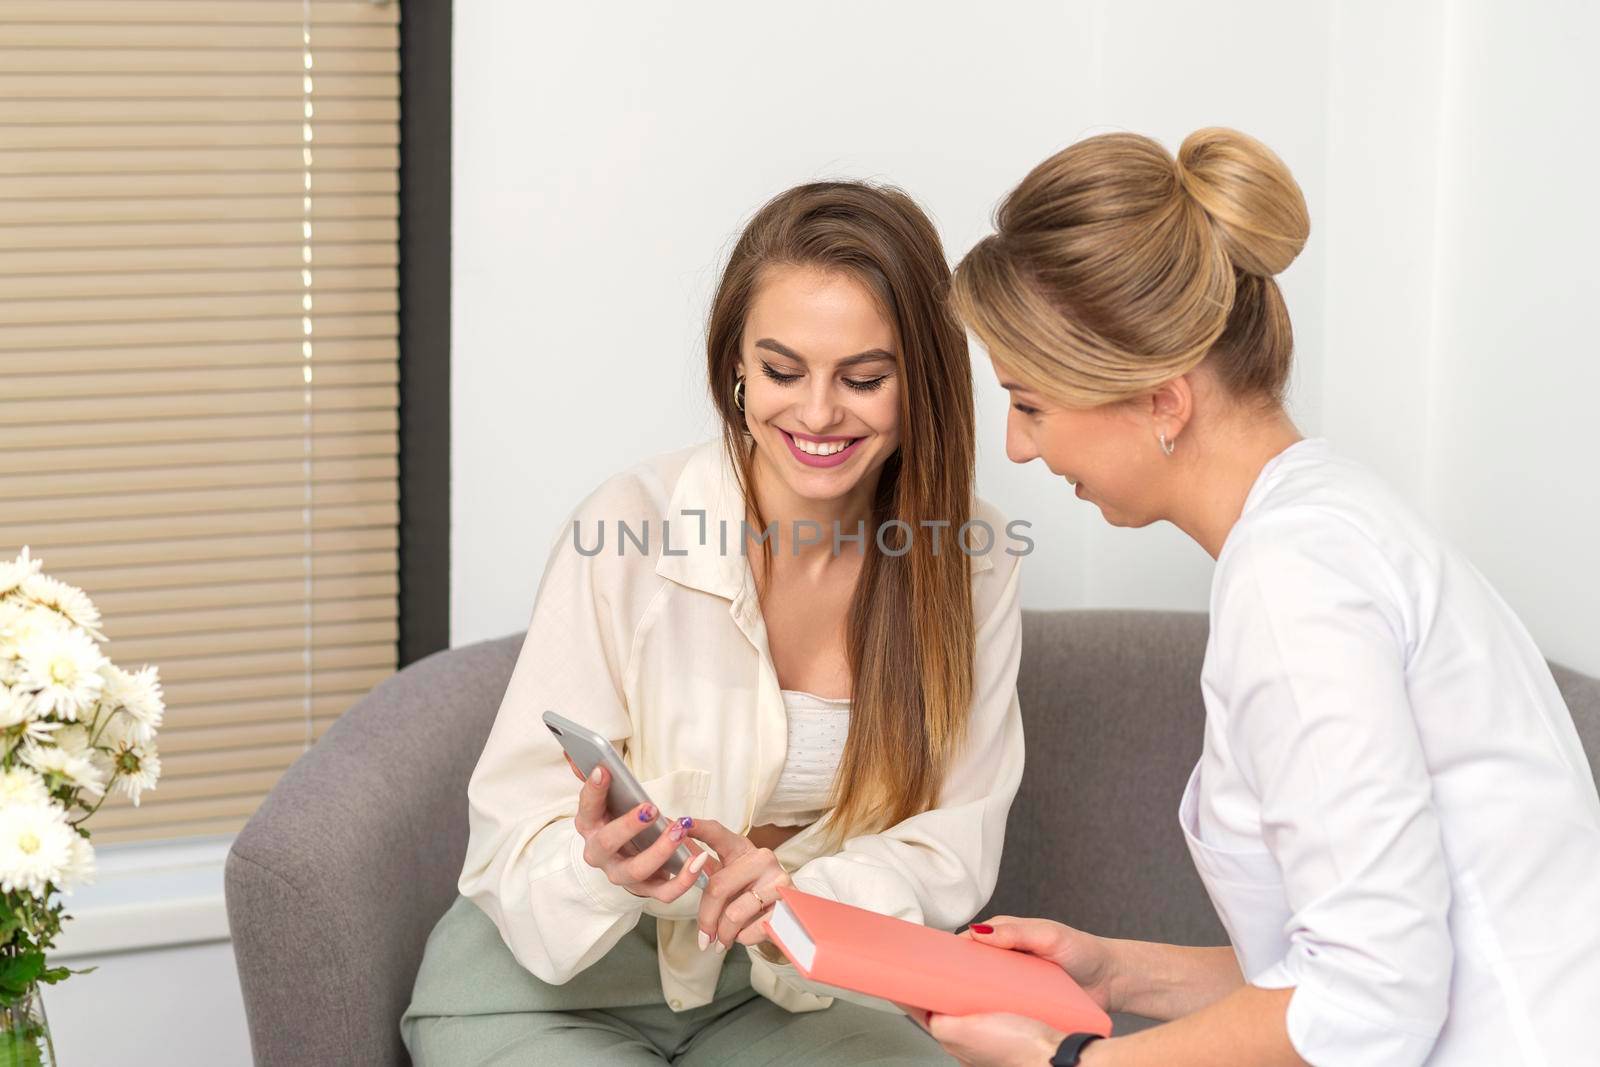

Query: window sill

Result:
[50,835,234,961]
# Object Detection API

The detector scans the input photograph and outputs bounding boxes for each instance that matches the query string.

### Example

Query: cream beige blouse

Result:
[457,438,1025,1015]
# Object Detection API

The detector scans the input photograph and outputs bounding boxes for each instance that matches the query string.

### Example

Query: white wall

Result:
[1422,0,1600,675]
[1317,0,1600,676]
[45,942,248,1066]
[452,0,1598,677]
[39,838,247,1066]
[449,0,1321,634]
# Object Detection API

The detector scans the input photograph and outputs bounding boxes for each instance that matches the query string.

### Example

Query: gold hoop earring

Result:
[733,376,745,413]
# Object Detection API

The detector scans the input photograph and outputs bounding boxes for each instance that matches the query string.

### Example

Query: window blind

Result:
[0,0,402,843]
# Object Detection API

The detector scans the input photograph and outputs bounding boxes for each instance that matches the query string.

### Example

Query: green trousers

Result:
[402,894,953,1065]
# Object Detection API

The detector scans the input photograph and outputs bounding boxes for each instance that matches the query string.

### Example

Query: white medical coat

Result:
[1188,438,1600,1065]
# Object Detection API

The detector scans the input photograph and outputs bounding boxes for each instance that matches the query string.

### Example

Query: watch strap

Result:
[1049,1032,1105,1066]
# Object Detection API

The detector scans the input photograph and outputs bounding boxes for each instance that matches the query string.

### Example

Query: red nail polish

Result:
[970,923,993,934]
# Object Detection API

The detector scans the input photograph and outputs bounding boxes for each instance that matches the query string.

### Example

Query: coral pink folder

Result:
[760,886,1113,1036]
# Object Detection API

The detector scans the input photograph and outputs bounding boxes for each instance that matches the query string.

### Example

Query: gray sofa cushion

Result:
[983,610,1223,946]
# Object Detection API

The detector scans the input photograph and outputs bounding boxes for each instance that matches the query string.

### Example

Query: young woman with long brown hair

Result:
[916,128,1600,1067]
[401,181,1026,1064]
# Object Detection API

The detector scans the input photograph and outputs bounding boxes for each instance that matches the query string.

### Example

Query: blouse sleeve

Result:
[1215,508,1454,1066]
[456,499,663,984]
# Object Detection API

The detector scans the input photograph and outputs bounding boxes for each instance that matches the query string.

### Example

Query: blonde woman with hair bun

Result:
[913,128,1600,1066]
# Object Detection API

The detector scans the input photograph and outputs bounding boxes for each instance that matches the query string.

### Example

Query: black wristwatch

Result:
[1049,1032,1104,1066]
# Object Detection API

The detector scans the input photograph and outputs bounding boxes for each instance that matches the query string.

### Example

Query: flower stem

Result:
[68,776,116,827]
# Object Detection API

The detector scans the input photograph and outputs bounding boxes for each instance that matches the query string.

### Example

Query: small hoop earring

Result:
[1158,431,1176,457]
[733,376,745,413]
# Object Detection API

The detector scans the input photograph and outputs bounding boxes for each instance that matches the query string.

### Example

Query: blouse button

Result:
[670,998,683,1010]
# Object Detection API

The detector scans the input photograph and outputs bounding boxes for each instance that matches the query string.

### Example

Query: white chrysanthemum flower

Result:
[0,594,27,638]
[0,684,32,728]
[95,707,135,748]
[0,599,37,683]
[14,623,107,722]
[53,722,91,756]
[0,684,60,746]
[0,766,50,806]
[0,546,44,598]
[59,831,95,893]
[100,664,163,744]
[53,722,115,784]
[18,573,105,642]
[0,600,65,650]
[111,743,161,807]
[0,799,75,897]
[22,742,107,799]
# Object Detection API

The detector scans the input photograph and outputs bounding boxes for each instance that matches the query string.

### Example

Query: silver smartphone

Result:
[542,709,709,890]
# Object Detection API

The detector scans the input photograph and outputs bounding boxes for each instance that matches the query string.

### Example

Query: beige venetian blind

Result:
[0,0,402,842]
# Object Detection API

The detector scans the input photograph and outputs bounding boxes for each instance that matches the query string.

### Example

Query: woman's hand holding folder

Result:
[957,917,1119,1011]
[762,887,1113,1062]
[912,1008,1081,1066]
[903,917,1118,1066]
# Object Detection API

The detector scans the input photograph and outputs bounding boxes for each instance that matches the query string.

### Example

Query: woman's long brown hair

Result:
[706,181,976,846]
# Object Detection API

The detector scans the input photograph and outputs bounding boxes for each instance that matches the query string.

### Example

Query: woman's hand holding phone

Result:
[570,761,715,902]
[563,754,792,950]
[683,818,793,953]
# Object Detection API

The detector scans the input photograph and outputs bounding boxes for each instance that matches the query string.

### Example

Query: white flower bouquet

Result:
[0,546,165,1061]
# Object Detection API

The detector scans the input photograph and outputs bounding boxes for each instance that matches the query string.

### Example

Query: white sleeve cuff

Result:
[567,824,647,914]
[748,874,840,979]
[1252,959,1445,1067]
[789,874,837,901]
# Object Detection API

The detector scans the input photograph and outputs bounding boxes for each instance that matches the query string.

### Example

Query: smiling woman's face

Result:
[740,265,902,506]
[994,360,1171,529]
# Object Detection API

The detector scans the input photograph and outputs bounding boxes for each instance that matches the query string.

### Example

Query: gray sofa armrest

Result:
[225,634,518,1066]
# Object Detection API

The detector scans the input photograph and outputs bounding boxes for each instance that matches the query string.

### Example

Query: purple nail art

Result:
[669,824,685,841]
[678,816,694,829]
[637,805,655,822]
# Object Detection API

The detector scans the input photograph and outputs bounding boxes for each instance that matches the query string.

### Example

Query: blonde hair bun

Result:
[1176,127,1309,278]
[950,126,1308,407]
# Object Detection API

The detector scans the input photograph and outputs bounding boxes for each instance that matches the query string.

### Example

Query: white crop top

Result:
[758,689,850,827]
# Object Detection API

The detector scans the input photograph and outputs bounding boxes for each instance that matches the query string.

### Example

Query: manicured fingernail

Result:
[677,816,693,829]
[970,923,993,934]
[669,824,685,841]
[714,939,727,954]
[637,805,655,822]
[697,930,710,951]
[587,766,602,784]
[688,852,709,875]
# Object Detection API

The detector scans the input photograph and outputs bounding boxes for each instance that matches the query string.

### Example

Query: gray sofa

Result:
[225,610,1600,1065]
